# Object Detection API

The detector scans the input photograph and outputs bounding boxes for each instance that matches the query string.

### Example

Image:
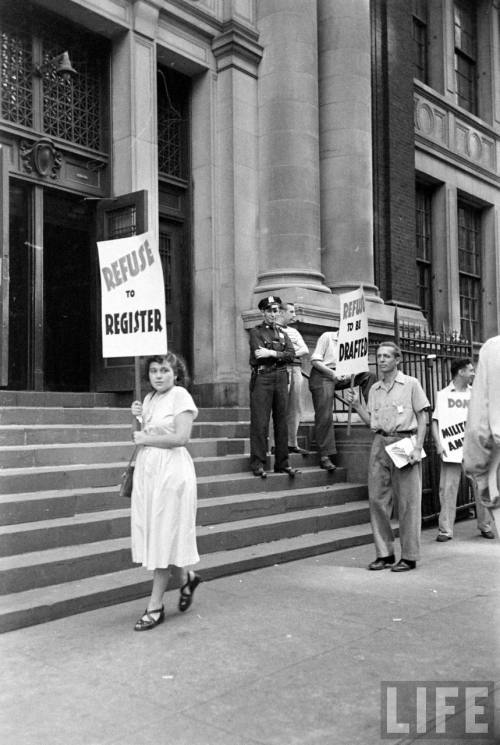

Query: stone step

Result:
[0,500,369,595]
[0,424,132,446]
[0,474,359,526]
[0,406,250,425]
[0,486,131,525]
[0,391,126,408]
[0,439,250,468]
[196,466,346,499]
[0,483,367,554]
[0,421,253,446]
[0,460,336,495]
[0,522,375,633]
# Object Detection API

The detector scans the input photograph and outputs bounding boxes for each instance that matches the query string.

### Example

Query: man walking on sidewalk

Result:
[432,357,495,541]
[345,342,430,572]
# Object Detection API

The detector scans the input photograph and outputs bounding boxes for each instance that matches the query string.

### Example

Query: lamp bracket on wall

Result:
[33,51,77,82]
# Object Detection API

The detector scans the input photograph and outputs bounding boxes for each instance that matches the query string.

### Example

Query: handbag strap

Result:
[128,446,139,467]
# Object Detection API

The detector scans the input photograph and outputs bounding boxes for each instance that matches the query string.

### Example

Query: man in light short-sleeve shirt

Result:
[346,342,430,572]
[308,330,375,471]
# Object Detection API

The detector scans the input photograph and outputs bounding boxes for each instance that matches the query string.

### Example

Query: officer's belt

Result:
[256,364,287,373]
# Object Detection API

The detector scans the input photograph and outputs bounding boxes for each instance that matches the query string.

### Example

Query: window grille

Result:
[458,202,481,341]
[39,18,105,151]
[454,0,477,114]
[157,68,189,180]
[0,14,33,128]
[415,187,433,328]
[108,207,137,239]
[0,4,107,152]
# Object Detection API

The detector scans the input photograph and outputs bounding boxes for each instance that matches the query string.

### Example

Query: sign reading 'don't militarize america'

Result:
[335,286,369,378]
[97,231,167,358]
[434,387,470,463]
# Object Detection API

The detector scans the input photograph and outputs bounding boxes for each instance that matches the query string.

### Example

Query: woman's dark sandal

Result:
[178,571,202,612]
[134,605,165,631]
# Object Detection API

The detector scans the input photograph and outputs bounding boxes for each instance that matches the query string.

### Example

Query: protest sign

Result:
[97,231,167,358]
[336,286,369,378]
[434,387,470,463]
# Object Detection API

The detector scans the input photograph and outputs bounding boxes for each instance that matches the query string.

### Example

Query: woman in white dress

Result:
[130,352,201,631]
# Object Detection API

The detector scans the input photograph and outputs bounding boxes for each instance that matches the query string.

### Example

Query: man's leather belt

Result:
[375,429,416,437]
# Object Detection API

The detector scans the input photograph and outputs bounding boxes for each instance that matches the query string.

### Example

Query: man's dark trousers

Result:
[309,369,376,457]
[250,367,289,471]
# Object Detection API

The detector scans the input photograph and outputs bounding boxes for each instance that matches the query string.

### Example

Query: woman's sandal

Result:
[134,605,165,631]
[178,571,202,612]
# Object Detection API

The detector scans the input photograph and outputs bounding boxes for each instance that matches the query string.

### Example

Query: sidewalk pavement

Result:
[1,518,499,745]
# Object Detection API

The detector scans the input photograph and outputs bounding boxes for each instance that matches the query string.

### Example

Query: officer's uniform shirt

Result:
[367,371,430,434]
[249,324,295,368]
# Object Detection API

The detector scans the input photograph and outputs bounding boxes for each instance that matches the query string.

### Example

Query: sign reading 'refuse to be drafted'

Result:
[336,286,369,379]
[97,231,167,358]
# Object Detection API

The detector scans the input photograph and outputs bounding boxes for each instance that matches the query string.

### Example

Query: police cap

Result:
[258,295,282,312]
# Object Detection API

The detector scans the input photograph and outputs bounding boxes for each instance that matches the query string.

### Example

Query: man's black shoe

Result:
[391,558,416,572]
[288,446,310,456]
[274,466,300,477]
[320,456,336,472]
[368,555,395,570]
[252,467,267,478]
[480,530,495,539]
[436,534,452,542]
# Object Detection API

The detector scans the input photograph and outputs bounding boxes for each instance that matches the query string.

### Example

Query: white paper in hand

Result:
[384,436,426,469]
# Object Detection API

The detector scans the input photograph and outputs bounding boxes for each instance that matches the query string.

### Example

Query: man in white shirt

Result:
[309,329,375,471]
[432,358,494,541]
[278,302,310,454]
[464,335,500,530]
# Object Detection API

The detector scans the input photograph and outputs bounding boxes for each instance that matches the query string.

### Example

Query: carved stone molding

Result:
[20,138,63,179]
[414,95,448,146]
[414,90,498,174]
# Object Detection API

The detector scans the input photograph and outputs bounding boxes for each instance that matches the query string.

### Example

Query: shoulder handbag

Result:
[119,447,139,499]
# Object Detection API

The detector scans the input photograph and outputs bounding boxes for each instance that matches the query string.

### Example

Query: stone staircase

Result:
[0,394,373,632]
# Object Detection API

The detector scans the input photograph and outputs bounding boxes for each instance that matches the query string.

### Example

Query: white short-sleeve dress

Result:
[131,385,200,570]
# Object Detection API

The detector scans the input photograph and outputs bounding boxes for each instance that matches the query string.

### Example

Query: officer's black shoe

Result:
[252,467,267,478]
[274,466,300,477]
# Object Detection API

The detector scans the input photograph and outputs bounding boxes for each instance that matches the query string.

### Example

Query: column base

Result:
[254,269,331,294]
[329,281,382,302]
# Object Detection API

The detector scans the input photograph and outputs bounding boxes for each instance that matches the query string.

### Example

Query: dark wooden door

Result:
[94,190,148,391]
[158,217,191,368]
[0,147,9,386]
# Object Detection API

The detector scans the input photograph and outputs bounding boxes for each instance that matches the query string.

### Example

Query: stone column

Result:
[318,0,378,297]
[110,1,159,234]
[255,0,329,297]
[191,26,263,406]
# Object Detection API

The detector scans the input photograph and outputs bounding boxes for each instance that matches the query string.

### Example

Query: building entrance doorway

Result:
[7,182,92,391]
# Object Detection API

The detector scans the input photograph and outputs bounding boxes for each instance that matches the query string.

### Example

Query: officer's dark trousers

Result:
[250,368,289,471]
[308,368,376,457]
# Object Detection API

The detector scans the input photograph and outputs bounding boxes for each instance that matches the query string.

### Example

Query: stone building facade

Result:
[0,0,498,405]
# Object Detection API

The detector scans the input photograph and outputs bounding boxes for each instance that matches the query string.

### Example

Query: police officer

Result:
[249,296,299,478]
